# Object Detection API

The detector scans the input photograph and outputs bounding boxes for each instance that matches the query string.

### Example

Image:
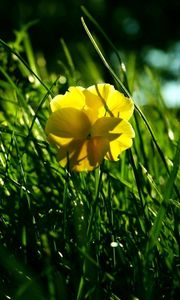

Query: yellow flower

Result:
[45,83,135,171]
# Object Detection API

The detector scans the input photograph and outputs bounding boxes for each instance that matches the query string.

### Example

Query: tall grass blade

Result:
[81,5,130,92]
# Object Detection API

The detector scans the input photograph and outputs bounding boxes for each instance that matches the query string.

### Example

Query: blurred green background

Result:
[1,0,180,51]
[1,0,180,106]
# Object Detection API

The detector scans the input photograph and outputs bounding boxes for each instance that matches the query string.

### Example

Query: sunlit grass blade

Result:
[81,17,130,96]
[23,31,40,78]
[81,5,130,91]
[60,38,75,77]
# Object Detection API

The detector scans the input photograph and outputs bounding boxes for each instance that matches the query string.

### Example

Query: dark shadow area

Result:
[1,0,180,58]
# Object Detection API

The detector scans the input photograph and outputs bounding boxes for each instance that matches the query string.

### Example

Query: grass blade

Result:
[145,138,180,256]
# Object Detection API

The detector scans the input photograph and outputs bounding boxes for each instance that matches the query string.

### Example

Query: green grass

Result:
[0,15,180,300]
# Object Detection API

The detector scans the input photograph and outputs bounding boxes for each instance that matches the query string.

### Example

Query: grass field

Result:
[0,15,180,300]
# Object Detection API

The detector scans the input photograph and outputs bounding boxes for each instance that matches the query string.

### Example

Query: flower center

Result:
[87,133,91,140]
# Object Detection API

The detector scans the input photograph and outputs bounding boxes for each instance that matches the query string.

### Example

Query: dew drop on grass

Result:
[168,129,174,140]
[59,75,67,84]
[28,75,35,83]
[110,241,118,247]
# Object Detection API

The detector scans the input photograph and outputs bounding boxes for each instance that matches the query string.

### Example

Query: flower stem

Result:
[86,164,104,239]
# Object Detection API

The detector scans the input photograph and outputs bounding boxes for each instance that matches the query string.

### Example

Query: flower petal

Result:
[83,84,134,120]
[57,137,109,171]
[83,107,99,125]
[83,83,115,111]
[87,137,109,167]
[105,119,135,160]
[100,90,134,120]
[57,140,95,171]
[47,134,73,146]
[50,86,85,112]
[91,117,121,138]
[106,135,133,160]
[57,140,84,169]
[45,107,91,140]
[109,119,135,137]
